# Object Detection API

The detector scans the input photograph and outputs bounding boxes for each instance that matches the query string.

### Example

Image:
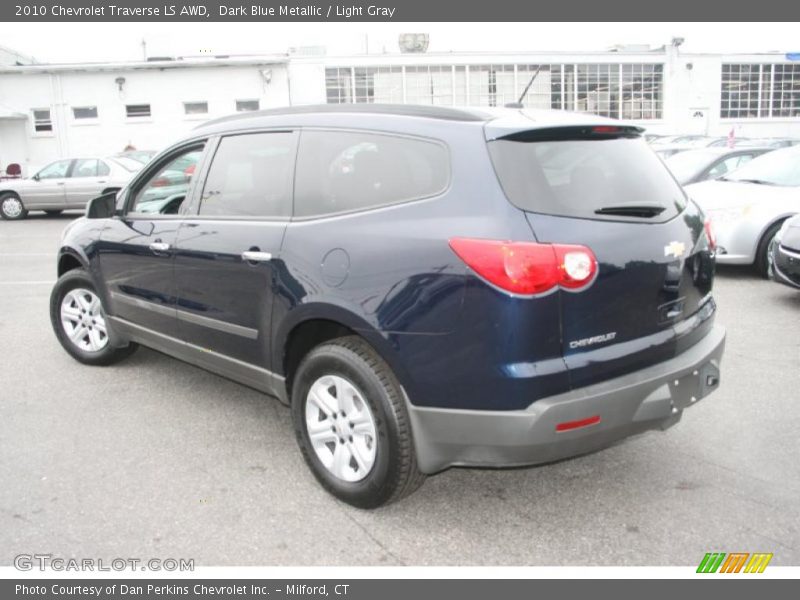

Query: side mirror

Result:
[86,191,119,219]
[32,173,40,181]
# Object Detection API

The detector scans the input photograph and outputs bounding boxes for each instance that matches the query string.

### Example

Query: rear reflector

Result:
[555,415,601,432]
[449,238,598,295]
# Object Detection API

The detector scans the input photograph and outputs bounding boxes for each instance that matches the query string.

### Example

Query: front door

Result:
[97,143,208,338]
[25,159,71,208]
[173,130,297,372]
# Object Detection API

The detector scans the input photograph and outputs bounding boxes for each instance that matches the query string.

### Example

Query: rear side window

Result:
[488,136,686,222]
[294,130,449,218]
[199,132,295,218]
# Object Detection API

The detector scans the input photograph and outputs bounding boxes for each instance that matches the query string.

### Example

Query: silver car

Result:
[0,156,141,220]
[686,145,800,276]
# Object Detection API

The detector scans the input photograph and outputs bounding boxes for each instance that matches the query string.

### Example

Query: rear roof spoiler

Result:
[492,124,645,143]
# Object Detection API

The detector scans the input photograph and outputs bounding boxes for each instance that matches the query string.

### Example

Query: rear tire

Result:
[50,268,138,366]
[755,221,785,279]
[291,335,425,508]
[0,192,28,220]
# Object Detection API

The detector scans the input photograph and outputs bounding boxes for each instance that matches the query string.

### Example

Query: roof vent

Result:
[398,34,429,53]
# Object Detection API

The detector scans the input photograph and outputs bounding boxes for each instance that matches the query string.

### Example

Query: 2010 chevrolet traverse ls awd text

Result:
[50,105,726,507]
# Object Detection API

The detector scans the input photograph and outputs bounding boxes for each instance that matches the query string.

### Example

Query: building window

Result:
[183,101,208,115]
[32,108,52,132]
[126,104,151,118]
[621,64,663,120]
[721,63,800,119]
[771,63,800,118]
[324,63,664,119]
[236,99,260,112]
[72,106,98,120]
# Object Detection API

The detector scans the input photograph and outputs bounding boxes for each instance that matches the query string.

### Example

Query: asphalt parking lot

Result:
[1,212,799,567]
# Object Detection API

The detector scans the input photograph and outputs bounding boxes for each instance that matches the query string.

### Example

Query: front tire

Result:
[0,192,28,220]
[291,336,425,508]
[755,221,785,279]
[50,268,138,366]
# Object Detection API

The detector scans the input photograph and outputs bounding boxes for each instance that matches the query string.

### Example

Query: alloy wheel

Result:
[305,374,377,482]
[1,197,23,218]
[60,288,109,352]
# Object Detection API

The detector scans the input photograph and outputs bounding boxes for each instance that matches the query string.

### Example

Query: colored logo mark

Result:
[697,552,773,573]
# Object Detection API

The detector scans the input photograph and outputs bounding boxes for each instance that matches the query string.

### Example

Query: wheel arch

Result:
[57,248,88,277]
[754,213,795,259]
[275,304,414,402]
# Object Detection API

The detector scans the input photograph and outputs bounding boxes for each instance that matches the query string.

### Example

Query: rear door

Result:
[172,130,297,370]
[487,127,716,389]
[63,158,108,207]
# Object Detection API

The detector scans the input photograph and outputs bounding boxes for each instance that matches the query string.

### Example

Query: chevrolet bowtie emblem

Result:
[664,241,686,259]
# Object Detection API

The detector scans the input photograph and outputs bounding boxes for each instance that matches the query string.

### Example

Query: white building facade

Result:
[1,45,799,174]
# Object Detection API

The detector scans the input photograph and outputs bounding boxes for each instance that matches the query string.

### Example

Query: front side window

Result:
[37,159,71,179]
[199,132,296,218]
[130,145,205,215]
[707,156,747,179]
[294,130,450,218]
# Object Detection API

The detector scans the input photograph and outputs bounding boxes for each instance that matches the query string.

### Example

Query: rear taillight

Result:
[449,238,598,296]
[151,176,171,187]
[704,219,717,251]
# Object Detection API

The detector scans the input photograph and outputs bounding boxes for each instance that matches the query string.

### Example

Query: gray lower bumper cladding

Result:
[408,325,726,474]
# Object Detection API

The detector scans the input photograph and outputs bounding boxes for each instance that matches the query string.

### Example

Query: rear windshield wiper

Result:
[594,204,667,218]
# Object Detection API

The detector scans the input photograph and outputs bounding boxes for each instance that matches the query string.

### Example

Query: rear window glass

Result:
[294,130,449,217]
[488,137,687,222]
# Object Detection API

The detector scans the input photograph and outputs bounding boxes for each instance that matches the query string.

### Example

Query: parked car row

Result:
[650,133,800,287]
[0,152,157,220]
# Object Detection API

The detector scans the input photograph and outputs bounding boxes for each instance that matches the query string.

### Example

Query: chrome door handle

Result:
[241,251,272,263]
[149,242,171,252]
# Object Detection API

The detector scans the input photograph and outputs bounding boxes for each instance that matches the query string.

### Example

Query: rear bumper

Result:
[407,324,726,474]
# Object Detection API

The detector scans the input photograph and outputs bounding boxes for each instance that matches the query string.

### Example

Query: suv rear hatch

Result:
[487,123,717,389]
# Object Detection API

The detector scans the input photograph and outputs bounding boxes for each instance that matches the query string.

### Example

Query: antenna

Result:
[506,65,543,109]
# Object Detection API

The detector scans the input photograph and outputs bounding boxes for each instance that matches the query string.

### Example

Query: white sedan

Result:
[0,156,142,220]
[686,145,800,277]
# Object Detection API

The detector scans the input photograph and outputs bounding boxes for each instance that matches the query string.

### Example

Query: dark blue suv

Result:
[50,105,726,507]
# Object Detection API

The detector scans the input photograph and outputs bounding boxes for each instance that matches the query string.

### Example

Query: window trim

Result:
[71,105,99,124]
[31,108,53,136]
[235,99,260,112]
[183,101,209,119]
[125,103,153,121]
[291,126,453,222]
[194,129,299,221]
[720,62,800,120]
[123,138,209,218]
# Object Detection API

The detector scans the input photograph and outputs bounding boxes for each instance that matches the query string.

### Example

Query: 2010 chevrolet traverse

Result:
[50,105,726,508]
